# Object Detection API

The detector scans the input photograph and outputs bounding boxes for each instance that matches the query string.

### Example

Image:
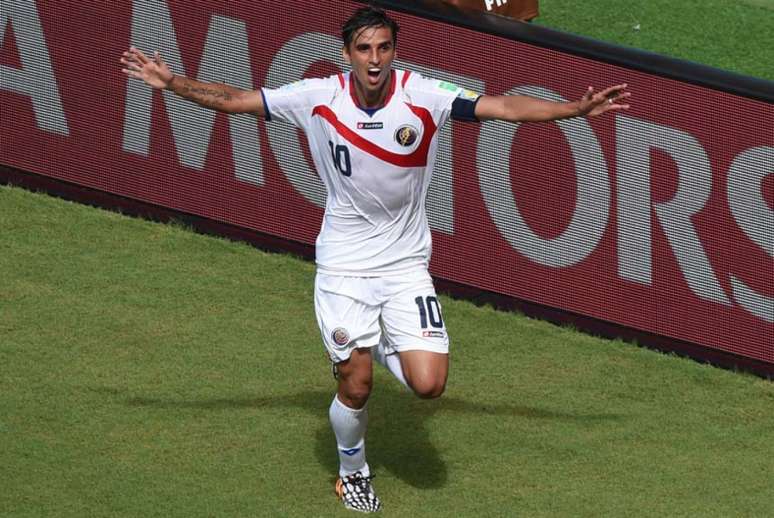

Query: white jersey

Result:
[262,70,478,276]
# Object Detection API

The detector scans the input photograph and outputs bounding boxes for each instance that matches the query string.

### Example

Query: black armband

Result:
[451,96,480,122]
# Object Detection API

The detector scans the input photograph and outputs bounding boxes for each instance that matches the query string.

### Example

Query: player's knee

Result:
[339,380,373,409]
[411,378,446,399]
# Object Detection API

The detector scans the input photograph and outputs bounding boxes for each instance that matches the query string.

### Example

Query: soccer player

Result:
[121,6,629,513]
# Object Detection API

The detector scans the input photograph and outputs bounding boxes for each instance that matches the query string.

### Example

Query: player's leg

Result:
[336,347,374,409]
[380,270,450,399]
[330,347,373,473]
[398,349,448,399]
[372,337,410,389]
[315,273,382,512]
[329,351,382,512]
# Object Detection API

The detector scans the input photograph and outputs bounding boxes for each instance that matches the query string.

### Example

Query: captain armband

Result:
[451,96,481,122]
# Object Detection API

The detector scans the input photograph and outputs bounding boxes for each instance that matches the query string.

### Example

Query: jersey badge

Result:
[357,122,384,130]
[331,327,350,347]
[395,125,419,147]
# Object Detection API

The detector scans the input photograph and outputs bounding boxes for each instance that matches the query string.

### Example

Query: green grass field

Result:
[537,0,774,81]
[3,1,774,516]
[2,186,773,518]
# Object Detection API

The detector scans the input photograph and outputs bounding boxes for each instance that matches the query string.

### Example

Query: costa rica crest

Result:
[394,125,419,147]
[331,327,350,347]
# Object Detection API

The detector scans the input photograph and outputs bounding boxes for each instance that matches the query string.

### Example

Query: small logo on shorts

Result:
[332,327,350,347]
[395,125,419,147]
[422,331,445,338]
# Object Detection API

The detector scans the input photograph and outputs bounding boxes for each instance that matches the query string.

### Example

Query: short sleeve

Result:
[261,77,338,129]
[403,73,481,127]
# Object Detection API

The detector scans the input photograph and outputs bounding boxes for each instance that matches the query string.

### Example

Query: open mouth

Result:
[367,68,381,82]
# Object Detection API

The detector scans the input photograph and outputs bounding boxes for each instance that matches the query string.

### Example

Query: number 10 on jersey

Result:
[329,141,352,177]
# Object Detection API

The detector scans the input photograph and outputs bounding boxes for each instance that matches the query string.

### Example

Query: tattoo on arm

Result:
[172,77,238,112]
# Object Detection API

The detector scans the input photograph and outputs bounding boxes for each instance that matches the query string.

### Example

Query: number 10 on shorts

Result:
[414,296,444,329]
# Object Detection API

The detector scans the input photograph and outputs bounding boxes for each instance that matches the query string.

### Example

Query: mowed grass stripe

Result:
[2,184,773,517]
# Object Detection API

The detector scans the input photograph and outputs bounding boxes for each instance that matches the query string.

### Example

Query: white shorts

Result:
[314,269,449,363]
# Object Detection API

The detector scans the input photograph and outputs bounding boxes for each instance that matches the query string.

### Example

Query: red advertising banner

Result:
[2,1,772,364]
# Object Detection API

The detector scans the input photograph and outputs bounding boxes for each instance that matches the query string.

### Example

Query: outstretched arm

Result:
[474,84,630,122]
[120,46,265,116]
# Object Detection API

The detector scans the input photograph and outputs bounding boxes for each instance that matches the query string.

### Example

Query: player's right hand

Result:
[121,47,174,89]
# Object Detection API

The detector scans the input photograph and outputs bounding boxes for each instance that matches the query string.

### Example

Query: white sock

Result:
[329,394,370,478]
[372,343,409,389]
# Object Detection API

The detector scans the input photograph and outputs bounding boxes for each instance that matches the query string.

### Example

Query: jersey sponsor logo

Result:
[357,122,384,130]
[422,330,445,338]
[395,125,419,147]
[332,327,350,347]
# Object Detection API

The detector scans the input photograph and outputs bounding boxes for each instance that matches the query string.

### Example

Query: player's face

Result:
[343,26,396,106]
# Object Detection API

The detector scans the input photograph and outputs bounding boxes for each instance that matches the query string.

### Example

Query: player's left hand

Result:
[576,84,631,117]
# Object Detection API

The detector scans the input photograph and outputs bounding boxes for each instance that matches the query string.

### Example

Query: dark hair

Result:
[342,6,399,48]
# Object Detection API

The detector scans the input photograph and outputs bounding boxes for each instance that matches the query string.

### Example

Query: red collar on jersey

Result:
[348,70,397,112]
